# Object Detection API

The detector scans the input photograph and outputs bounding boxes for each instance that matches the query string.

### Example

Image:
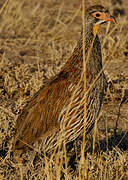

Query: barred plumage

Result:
[13,5,115,153]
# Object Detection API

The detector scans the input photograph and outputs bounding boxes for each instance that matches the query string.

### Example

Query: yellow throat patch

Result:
[93,25,100,37]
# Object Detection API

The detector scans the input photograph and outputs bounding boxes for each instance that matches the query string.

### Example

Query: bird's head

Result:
[85,5,116,36]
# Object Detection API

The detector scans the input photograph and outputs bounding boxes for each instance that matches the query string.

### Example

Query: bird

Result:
[13,5,115,153]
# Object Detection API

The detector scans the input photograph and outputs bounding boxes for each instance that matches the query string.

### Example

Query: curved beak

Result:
[105,15,116,23]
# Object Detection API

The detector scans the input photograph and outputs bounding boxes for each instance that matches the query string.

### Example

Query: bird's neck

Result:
[64,24,97,73]
[77,23,97,53]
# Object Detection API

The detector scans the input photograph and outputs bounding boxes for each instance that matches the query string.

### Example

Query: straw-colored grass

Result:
[0,0,128,179]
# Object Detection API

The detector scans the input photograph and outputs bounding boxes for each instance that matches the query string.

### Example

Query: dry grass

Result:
[0,0,128,179]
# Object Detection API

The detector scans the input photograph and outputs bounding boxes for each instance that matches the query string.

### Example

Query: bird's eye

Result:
[95,13,100,17]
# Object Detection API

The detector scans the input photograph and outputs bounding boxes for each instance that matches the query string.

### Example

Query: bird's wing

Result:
[14,78,70,150]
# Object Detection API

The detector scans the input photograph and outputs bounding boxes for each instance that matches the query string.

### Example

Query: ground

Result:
[0,0,128,179]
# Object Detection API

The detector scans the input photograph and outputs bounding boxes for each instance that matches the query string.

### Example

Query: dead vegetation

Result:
[0,0,128,179]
